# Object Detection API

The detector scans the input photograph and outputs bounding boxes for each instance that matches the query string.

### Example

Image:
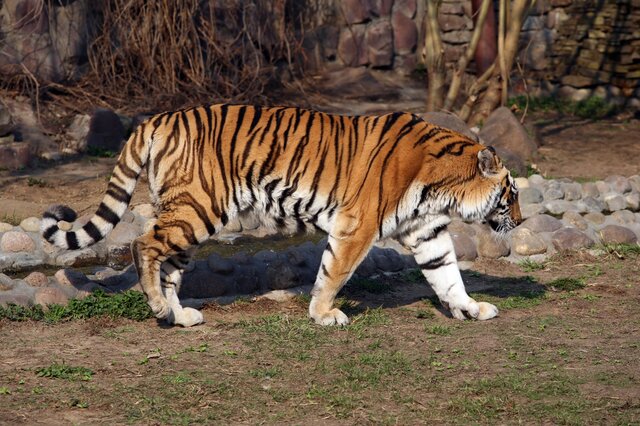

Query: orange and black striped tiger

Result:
[42,104,521,327]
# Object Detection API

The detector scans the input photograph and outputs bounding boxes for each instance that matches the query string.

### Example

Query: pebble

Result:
[0,231,36,253]
[19,217,41,232]
[58,220,72,231]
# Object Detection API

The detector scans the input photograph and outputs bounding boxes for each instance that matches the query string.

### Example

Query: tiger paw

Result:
[171,307,204,327]
[149,298,171,319]
[476,301,499,320]
[312,308,350,326]
[449,299,498,321]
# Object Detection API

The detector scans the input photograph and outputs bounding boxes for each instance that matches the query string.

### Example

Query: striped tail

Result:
[41,124,152,250]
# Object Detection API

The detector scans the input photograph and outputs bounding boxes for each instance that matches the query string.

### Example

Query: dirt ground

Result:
[1,251,639,424]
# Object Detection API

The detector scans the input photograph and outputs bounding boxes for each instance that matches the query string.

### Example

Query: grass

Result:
[36,364,94,381]
[518,258,546,272]
[0,290,152,322]
[1,212,22,226]
[86,146,118,158]
[26,177,47,187]
[547,277,586,291]
[602,243,640,257]
[508,95,618,119]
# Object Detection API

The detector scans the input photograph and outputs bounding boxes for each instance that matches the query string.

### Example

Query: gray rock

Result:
[581,182,599,198]
[34,287,69,308]
[65,114,91,152]
[0,273,16,291]
[610,210,636,225]
[207,254,234,274]
[604,193,626,212]
[266,261,302,290]
[599,225,638,244]
[521,214,563,233]
[478,107,538,171]
[391,10,417,54]
[521,203,547,219]
[629,175,640,193]
[626,193,640,211]
[451,231,477,261]
[54,268,89,288]
[544,187,564,201]
[577,196,605,213]
[0,292,33,307]
[544,200,574,215]
[365,19,393,67]
[106,222,141,246]
[372,248,405,272]
[514,177,530,189]
[477,231,510,259]
[605,175,631,194]
[0,231,35,253]
[528,174,546,187]
[23,272,49,287]
[595,181,611,196]
[55,248,99,267]
[551,228,594,251]
[510,227,548,255]
[583,212,606,225]
[338,25,367,66]
[181,267,228,298]
[519,187,543,204]
[448,219,476,236]
[562,211,589,230]
[355,256,377,277]
[419,112,478,142]
[254,250,279,264]
[562,183,582,201]
[234,269,261,294]
[87,109,126,152]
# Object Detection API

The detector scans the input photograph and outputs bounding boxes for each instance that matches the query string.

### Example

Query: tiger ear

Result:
[478,147,502,176]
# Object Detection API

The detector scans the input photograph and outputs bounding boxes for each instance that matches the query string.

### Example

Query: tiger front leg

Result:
[309,222,374,326]
[160,249,204,327]
[401,224,498,321]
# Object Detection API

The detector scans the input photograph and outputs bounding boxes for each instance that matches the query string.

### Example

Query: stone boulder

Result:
[551,228,594,251]
[338,25,368,67]
[599,225,637,244]
[87,109,127,153]
[365,19,393,67]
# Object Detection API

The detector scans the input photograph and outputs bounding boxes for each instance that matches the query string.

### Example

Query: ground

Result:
[1,251,639,424]
[1,97,639,424]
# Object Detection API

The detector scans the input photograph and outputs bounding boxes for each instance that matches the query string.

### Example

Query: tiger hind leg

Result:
[160,248,204,327]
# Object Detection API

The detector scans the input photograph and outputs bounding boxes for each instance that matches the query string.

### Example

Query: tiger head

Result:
[475,146,522,234]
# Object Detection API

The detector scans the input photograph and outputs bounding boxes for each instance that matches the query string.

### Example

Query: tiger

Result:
[41,104,521,327]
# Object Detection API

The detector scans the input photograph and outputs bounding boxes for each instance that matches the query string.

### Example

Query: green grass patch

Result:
[27,177,47,187]
[36,363,94,381]
[602,243,640,257]
[547,277,585,291]
[0,290,152,322]
[426,324,451,336]
[508,95,618,119]
[1,212,22,226]
[87,146,118,158]
[518,258,546,272]
[471,289,546,310]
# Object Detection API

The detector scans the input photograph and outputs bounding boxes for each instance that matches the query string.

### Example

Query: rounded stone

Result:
[207,254,234,274]
[34,287,69,308]
[562,211,588,230]
[595,181,611,196]
[451,231,477,261]
[0,222,13,232]
[584,212,606,225]
[610,210,636,225]
[19,217,40,232]
[562,183,582,201]
[55,248,99,267]
[0,231,36,253]
[521,214,563,233]
[510,228,548,256]
[626,193,640,211]
[605,175,631,194]
[266,261,302,290]
[544,200,574,215]
[521,204,547,219]
[477,231,510,258]
[528,174,546,187]
[519,187,543,204]
[551,227,594,251]
[24,271,49,287]
[372,249,405,272]
[577,196,605,213]
[544,187,564,201]
[106,222,141,246]
[181,268,228,298]
[58,220,72,231]
[604,193,626,212]
[448,220,476,237]
[54,268,89,288]
[599,225,638,244]
[581,182,599,198]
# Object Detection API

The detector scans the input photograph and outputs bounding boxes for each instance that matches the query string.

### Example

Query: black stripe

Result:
[83,221,103,243]
[106,184,132,204]
[419,253,450,270]
[321,263,331,278]
[326,242,335,257]
[42,226,57,241]
[96,203,120,225]
[66,232,79,250]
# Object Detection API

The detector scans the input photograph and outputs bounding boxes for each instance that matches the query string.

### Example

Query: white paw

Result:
[476,302,499,320]
[149,298,170,319]
[449,300,498,321]
[313,308,350,326]
[176,307,205,327]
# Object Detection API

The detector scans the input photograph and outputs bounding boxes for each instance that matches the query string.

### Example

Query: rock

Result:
[451,231,477,261]
[477,231,510,258]
[543,186,564,201]
[0,222,14,232]
[0,273,16,291]
[371,0,393,16]
[75,282,106,299]
[629,176,640,193]
[87,109,126,152]
[338,24,368,66]
[372,248,405,272]
[544,200,575,215]
[365,19,393,67]
[439,2,464,14]
[514,177,530,189]
[599,225,637,244]
[521,214,563,233]
[518,187,543,205]
[604,193,626,212]
[266,261,302,290]
[562,211,589,230]
[610,210,636,225]
[107,245,132,268]
[605,175,631,194]
[0,142,31,170]
[391,11,417,54]
[551,228,594,251]
[19,217,40,232]
[438,13,471,31]
[65,114,91,152]
[521,203,547,219]
[181,267,228,298]
[625,193,640,211]
[581,182,599,198]
[97,271,139,292]
[24,271,49,287]
[510,227,548,255]
[562,183,582,201]
[583,212,606,225]
[54,268,89,288]
[595,181,611,196]
[55,247,99,267]
[418,112,478,141]
[0,231,35,253]
[478,107,538,173]
[528,174,546,187]
[34,286,69,308]
[449,219,476,237]
[440,30,472,44]
[286,249,309,267]
[106,222,140,246]
[207,254,234,275]
[522,16,545,30]
[355,256,377,276]
[58,220,72,231]
[0,103,13,135]
[341,0,371,24]
[393,0,416,18]
[577,196,605,213]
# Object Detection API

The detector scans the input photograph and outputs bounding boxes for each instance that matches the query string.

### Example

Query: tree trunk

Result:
[472,0,497,75]
[423,0,445,112]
